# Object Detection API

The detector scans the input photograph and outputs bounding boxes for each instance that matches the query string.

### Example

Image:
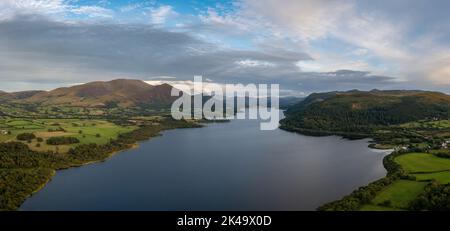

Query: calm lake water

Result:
[21,110,390,211]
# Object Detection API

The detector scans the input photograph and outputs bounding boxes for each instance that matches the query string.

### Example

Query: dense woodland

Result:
[410,182,450,211]
[0,168,54,210]
[46,136,80,145]
[281,90,450,133]
[16,133,36,141]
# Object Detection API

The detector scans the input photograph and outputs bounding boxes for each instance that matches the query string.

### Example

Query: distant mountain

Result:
[279,96,304,109]
[280,90,450,133]
[0,90,44,102]
[0,90,7,100]
[17,79,178,107]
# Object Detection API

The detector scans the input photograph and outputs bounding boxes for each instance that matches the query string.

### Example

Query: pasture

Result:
[359,204,403,211]
[400,120,450,129]
[394,153,450,173]
[413,171,450,184]
[0,119,136,153]
[370,180,427,209]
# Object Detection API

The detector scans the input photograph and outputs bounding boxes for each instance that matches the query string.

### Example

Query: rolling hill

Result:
[280,90,450,133]
[0,90,44,102]
[5,79,178,108]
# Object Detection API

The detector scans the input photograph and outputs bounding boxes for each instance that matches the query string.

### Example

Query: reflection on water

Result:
[21,110,389,211]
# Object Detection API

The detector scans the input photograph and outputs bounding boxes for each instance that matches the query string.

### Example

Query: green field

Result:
[413,171,450,184]
[370,180,427,209]
[359,204,404,211]
[362,152,450,211]
[400,120,450,129]
[395,153,450,173]
[0,119,137,153]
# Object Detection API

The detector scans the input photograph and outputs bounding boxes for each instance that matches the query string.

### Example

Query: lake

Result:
[20,110,390,211]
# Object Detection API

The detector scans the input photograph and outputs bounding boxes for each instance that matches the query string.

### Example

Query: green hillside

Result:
[280,90,450,134]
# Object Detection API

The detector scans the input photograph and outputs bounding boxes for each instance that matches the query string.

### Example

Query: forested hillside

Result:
[280,90,450,134]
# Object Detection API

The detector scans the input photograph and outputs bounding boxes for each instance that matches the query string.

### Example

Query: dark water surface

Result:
[21,111,390,211]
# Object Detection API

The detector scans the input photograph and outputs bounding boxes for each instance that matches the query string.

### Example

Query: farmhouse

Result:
[442,141,450,149]
[394,146,409,152]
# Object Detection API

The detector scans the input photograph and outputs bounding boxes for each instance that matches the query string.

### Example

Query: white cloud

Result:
[243,0,353,41]
[238,0,411,68]
[236,59,275,68]
[149,5,177,24]
[352,48,369,56]
[0,0,114,20]
[297,59,371,73]
[145,79,266,96]
[411,51,450,85]
[430,66,450,85]
[145,80,222,95]
[194,0,449,89]
[333,12,411,61]
[147,76,177,80]
[71,6,113,18]
[199,8,251,31]
[0,0,68,20]
[120,4,141,13]
[1,0,447,93]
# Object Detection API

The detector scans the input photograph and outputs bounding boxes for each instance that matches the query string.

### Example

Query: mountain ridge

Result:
[9,79,178,108]
[0,90,45,102]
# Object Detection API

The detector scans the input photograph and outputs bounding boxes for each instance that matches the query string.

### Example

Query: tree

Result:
[46,136,80,145]
[17,133,36,141]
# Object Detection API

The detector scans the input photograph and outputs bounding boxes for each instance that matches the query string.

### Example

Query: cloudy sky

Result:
[0,0,449,95]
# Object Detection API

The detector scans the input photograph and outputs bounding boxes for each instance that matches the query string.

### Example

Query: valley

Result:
[1,80,450,211]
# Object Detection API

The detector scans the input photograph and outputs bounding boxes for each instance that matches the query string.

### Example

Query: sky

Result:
[0,0,449,95]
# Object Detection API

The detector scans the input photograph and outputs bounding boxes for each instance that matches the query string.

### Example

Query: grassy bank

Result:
[0,118,137,153]
[319,150,450,211]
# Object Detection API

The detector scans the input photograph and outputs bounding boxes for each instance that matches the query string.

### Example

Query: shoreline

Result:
[278,124,400,211]
[29,169,56,196]
[17,123,203,210]
[278,125,372,140]
[318,143,406,210]
[18,143,140,210]
[66,143,140,169]
[22,120,388,211]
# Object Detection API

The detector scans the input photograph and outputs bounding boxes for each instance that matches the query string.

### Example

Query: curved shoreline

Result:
[19,144,140,210]
[31,170,56,195]
[277,124,400,211]
[21,120,388,211]
[318,147,406,211]
[15,123,203,211]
